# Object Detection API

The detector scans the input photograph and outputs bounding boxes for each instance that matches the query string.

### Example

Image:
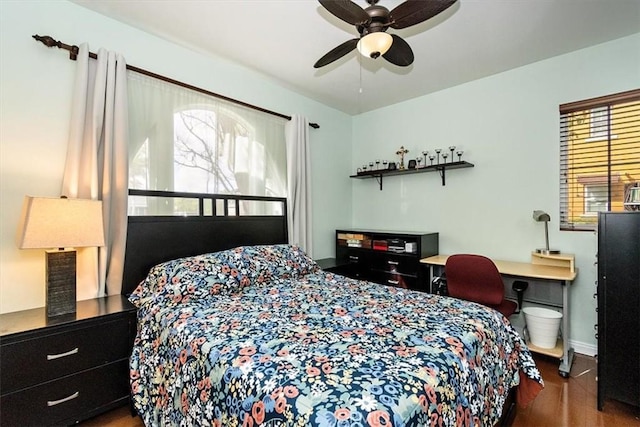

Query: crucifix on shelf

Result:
[396,146,409,169]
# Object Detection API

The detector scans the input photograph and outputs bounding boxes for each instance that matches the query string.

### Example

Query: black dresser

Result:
[0,295,137,426]
[332,229,438,291]
[597,211,640,411]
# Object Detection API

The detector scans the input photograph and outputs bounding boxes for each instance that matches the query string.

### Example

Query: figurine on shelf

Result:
[396,146,409,170]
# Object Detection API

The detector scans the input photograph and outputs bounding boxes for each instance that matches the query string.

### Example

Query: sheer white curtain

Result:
[127,73,287,214]
[62,44,129,298]
[285,115,313,256]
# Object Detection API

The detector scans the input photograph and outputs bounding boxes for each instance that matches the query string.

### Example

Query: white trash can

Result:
[522,307,562,349]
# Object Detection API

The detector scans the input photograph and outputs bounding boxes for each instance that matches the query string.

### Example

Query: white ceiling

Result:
[71,0,640,115]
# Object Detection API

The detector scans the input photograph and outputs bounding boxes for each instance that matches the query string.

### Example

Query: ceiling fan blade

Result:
[389,0,457,29]
[382,34,414,66]
[314,38,359,68]
[319,0,370,25]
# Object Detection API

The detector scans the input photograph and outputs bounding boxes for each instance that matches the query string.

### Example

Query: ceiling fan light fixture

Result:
[357,32,393,59]
[315,0,455,68]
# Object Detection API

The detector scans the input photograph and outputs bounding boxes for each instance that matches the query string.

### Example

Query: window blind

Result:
[559,89,640,231]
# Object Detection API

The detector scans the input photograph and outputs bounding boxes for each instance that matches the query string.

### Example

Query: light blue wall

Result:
[351,33,640,351]
[0,0,352,312]
[2,0,638,353]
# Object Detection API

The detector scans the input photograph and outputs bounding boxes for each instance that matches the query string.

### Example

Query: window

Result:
[128,138,150,215]
[589,106,609,139]
[583,184,608,214]
[560,89,640,231]
[127,72,287,216]
[173,108,241,194]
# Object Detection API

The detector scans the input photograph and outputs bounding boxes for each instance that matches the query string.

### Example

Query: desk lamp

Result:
[532,210,560,255]
[16,196,105,317]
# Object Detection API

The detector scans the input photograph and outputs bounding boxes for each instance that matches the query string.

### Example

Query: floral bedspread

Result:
[129,245,543,427]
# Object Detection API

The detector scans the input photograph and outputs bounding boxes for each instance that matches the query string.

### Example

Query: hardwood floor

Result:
[82,354,639,427]
[513,354,639,427]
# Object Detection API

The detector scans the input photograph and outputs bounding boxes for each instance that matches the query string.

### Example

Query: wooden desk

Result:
[421,254,578,377]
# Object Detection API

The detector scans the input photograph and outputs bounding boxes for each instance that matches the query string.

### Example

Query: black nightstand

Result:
[315,257,350,274]
[0,295,137,426]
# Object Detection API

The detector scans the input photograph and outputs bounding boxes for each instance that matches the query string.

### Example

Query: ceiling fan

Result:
[314,0,457,68]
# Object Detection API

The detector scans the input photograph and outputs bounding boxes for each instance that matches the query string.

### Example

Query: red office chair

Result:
[444,254,517,318]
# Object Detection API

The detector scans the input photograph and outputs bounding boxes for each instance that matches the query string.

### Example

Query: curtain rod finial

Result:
[33,34,79,60]
[33,34,58,48]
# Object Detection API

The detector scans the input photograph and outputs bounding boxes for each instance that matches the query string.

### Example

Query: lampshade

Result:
[532,210,551,223]
[17,196,105,249]
[357,32,393,59]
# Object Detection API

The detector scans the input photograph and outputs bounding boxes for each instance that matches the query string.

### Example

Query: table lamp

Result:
[16,196,105,317]
[532,210,560,255]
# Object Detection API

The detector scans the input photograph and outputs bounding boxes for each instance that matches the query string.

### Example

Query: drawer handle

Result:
[387,279,400,285]
[47,347,78,360]
[387,261,399,265]
[349,256,359,261]
[47,391,79,407]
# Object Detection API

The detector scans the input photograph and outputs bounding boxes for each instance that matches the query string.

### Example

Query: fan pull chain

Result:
[357,56,363,114]
[359,57,363,94]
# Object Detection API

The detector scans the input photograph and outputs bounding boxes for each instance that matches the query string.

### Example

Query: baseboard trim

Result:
[570,339,597,357]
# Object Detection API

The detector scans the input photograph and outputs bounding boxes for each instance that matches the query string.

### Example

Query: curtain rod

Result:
[32,34,320,129]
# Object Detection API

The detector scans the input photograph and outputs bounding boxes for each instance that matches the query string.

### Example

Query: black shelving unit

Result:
[350,161,474,189]
[333,229,439,292]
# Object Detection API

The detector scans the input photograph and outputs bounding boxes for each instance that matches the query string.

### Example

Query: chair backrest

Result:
[444,254,504,306]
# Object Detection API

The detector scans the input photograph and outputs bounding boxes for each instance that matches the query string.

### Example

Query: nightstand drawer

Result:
[0,359,129,427]
[1,317,131,394]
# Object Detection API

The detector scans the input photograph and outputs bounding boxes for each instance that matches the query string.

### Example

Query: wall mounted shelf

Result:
[350,161,474,190]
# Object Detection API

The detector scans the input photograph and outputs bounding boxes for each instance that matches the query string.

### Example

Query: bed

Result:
[123,193,543,426]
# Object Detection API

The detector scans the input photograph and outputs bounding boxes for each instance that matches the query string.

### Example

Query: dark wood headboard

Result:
[121,191,288,295]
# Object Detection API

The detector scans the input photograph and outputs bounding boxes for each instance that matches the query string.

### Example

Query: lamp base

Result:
[45,249,77,317]
[535,248,561,255]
